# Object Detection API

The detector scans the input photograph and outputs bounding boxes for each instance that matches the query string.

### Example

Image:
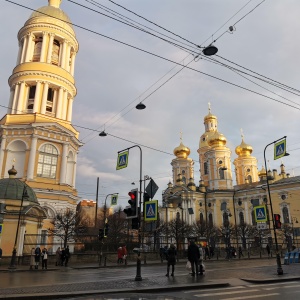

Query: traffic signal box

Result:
[274,214,282,229]
[123,189,138,219]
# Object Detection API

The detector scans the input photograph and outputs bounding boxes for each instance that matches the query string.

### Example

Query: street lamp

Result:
[291,217,299,245]
[9,184,29,269]
[264,137,288,275]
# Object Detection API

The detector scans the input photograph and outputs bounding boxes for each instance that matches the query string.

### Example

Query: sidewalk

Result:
[0,258,299,299]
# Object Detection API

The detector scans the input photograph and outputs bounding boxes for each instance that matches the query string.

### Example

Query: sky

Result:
[1,0,300,209]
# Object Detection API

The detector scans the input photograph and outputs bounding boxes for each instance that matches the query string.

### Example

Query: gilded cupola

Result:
[235,138,253,156]
[173,142,190,159]
[207,131,227,147]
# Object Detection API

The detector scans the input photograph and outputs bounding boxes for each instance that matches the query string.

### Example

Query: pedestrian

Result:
[65,246,70,267]
[198,245,205,275]
[165,243,177,277]
[187,240,200,276]
[122,245,128,265]
[117,246,123,264]
[238,246,243,258]
[61,248,66,266]
[266,244,271,258]
[209,246,214,258]
[56,247,61,266]
[41,248,48,270]
[30,247,35,269]
[204,245,210,260]
[34,246,41,269]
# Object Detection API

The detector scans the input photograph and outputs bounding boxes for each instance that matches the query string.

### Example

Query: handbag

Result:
[186,260,191,270]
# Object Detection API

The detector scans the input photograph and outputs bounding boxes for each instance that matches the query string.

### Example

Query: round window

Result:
[208,203,212,207]
[281,195,286,200]
[247,168,250,172]
[219,160,223,165]
[238,200,242,206]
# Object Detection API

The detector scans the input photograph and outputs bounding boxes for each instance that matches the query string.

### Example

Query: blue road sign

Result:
[111,194,118,206]
[274,139,286,160]
[144,200,158,222]
[116,151,129,170]
[254,205,268,222]
[0,224,2,235]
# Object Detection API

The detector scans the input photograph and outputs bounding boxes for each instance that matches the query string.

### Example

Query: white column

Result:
[16,41,22,65]
[16,82,26,114]
[65,42,71,70]
[213,202,217,226]
[33,81,42,113]
[0,135,7,178]
[245,200,249,224]
[20,35,28,64]
[40,82,49,114]
[61,90,68,120]
[17,225,26,256]
[56,87,64,118]
[27,136,38,180]
[72,152,77,187]
[46,34,55,63]
[25,33,34,62]
[11,83,20,114]
[60,40,67,68]
[40,32,48,62]
[7,88,14,114]
[60,143,68,184]
[70,52,76,75]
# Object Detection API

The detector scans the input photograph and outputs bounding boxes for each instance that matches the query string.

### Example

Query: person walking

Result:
[121,245,128,265]
[34,246,41,269]
[61,248,66,266]
[165,244,177,277]
[117,246,123,264]
[187,240,200,276]
[198,244,205,275]
[238,246,244,258]
[266,244,271,258]
[65,246,70,266]
[204,245,210,260]
[41,248,48,270]
[29,247,35,270]
[56,247,61,266]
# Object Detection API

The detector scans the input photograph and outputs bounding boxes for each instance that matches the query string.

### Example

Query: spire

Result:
[49,0,62,8]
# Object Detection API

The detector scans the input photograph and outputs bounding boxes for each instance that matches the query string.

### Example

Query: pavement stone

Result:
[0,258,300,299]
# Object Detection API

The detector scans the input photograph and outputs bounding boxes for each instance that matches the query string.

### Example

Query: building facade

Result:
[0,0,81,255]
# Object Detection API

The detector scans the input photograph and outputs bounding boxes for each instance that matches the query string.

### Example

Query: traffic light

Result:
[104,223,109,237]
[123,189,138,218]
[98,228,104,240]
[274,214,282,229]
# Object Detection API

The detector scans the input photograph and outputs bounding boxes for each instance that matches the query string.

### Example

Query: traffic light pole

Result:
[118,145,142,281]
[264,137,285,275]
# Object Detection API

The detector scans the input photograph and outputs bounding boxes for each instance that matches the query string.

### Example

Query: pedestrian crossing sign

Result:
[144,200,158,222]
[111,194,118,206]
[274,139,286,160]
[116,151,129,170]
[254,205,268,222]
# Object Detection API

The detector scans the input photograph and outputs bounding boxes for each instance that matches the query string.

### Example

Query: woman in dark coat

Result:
[166,244,177,277]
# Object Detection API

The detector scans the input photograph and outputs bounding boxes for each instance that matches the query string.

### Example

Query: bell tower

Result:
[0,0,81,215]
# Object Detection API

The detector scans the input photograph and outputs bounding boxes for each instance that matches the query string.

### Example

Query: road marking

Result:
[247,281,298,287]
[184,286,245,293]
[221,294,279,300]
[194,290,260,297]
[264,284,300,290]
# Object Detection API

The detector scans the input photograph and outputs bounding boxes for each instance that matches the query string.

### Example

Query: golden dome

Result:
[258,166,267,177]
[204,111,217,122]
[235,139,253,156]
[207,131,226,147]
[174,142,190,159]
[25,1,74,32]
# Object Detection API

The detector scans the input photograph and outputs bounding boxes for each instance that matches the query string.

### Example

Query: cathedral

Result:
[0,0,80,256]
[161,105,300,246]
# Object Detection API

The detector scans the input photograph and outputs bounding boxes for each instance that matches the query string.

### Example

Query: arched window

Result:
[176,212,180,220]
[200,213,204,225]
[239,212,244,225]
[247,175,252,183]
[37,144,58,178]
[223,212,229,226]
[52,40,60,65]
[283,207,289,223]
[219,168,225,179]
[32,37,42,62]
[208,213,213,227]
[204,162,208,175]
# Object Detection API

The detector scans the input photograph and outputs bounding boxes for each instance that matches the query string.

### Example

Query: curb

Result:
[241,276,300,284]
[0,282,230,299]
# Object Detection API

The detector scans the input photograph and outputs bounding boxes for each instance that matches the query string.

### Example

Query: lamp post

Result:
[264,137,287,275]
[9,184,29,269]
[291,217,299,245]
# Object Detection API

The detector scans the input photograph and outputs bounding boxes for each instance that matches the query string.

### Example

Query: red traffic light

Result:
[128,191,136,200]
[274,214,282,229]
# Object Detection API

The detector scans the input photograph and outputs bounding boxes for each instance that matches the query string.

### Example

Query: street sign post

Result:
[274,139,286,160]
[116,151,129,170]
[144,200,158,222]
[111,194,118,206]
[254,205,268,222]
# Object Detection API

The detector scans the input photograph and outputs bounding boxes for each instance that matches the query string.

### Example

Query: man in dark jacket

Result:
[187,240,200,276]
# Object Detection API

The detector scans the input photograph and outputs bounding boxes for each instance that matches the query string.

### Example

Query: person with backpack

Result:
[34,246,41,269]
[165,244,177,277]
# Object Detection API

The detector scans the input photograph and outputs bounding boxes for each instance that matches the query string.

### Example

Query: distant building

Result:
[161,105,300,247]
